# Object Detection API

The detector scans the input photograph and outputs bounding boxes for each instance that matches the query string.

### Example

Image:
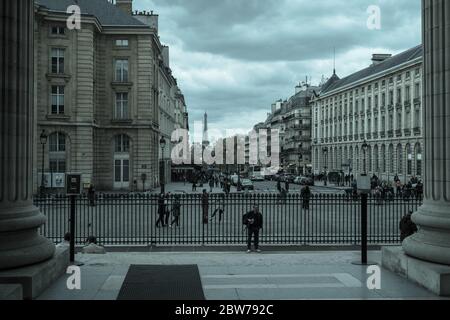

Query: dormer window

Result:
[116,39,129,47]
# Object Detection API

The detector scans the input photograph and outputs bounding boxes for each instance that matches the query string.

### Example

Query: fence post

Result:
[70,194,76,263]
[361,193,368,264]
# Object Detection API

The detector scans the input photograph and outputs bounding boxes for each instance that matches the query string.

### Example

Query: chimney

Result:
[133,10,159,32]
[115,0,133,15]
[371,53,392,66]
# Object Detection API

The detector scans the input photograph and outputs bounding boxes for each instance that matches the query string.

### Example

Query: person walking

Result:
[209,178,215,193]
[192,179,197,192]
[277,180,282,193]
[301,186,311,210]
[88,183,96,207]
[285,181,290,193]
[170,195,181,227]
[202,189,209,224]
[212,193,226,222]
[243,205,263,253]
[155,193,166,228]
[164,193,171,226]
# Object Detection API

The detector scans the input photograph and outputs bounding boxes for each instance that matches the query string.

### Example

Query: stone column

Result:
[0,0,55,270]
[403,0,450,265]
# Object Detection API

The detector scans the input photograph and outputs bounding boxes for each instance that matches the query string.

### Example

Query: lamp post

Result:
[322,147,328,186]
[160,136,167,194]
[40,130,47,195]
[362,140,369,176]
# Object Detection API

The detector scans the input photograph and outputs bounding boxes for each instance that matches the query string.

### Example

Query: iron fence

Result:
[33,193,423,246]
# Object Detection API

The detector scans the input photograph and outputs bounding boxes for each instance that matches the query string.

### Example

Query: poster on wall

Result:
[52,173,65,188]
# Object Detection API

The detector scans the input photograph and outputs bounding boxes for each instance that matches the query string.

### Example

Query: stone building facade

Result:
[254,84,317,175]
[312,46,423,182]
[33,0,187,192]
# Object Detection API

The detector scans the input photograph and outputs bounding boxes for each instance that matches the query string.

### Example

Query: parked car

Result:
[295,176,314,186]
[250,174,265,182]
[282,174,296,183]
[241,179,255,191]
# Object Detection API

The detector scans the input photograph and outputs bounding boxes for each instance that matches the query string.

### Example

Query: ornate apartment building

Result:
[312,45,423,182]
[34,0,188,192]
[254,84,317,175]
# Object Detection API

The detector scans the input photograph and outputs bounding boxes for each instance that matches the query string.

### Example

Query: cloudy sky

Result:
[134,0,421,140]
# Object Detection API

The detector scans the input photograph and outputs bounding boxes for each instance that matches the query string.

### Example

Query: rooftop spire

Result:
[333,47,336,75]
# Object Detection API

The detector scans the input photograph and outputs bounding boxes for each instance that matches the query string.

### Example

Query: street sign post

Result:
[66,174,82,263]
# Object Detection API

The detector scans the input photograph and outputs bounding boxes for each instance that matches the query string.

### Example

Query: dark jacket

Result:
[243,210,263,230]
[157,197,165,215]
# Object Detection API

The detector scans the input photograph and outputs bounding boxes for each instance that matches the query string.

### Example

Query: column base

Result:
[0,246,69,300]
[0,204,55,270]
[382,246,450,296]
[403,201,450,265]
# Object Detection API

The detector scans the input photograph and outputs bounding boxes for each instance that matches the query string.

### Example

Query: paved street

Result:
[38,251,443,300]
[151,181,345,195]
[38,189,421,246]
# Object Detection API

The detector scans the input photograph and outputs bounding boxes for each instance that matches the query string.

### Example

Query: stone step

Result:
[0,284,23,300]
[0,247,69,300]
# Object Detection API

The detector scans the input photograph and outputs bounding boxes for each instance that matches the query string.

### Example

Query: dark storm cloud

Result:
[134,0,421,135]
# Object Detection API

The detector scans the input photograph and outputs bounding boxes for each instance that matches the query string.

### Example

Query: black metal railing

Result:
[34,193,423,247]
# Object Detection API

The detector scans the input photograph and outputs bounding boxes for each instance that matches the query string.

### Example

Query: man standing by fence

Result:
[243,205,263,253]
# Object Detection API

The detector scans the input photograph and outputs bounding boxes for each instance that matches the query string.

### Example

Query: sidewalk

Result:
[38,250,444,300]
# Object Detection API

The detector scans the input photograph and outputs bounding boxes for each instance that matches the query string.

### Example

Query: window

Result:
[51,48,65,74]
[414,107,421,128]
[389,145,394,174]
[405,86,410,102]
[115,135,130,153]
[381,92,386,106]
[397,144,403,174]
[397,111,402,129]
[115,59,129,82]
[381,145,386,173]
[374,117,378,133]
[415,144,422,176]
[49,133,66,173]
[414,83,420,99]
[405,109,411,128]
[115,39,129,47]
[51,85,65,114]
[389,91,394,105]
[407,144,413,175]
[397,88,402,103]
[381,115,385,131]
[389,113,394,130]
[51,25,65,35]
[115,92,129,119]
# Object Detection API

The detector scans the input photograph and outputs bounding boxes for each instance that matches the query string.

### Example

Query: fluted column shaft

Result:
[403,0,450,265]
[0,0,55,270]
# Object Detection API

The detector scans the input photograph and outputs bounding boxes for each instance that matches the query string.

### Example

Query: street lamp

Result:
[322,146,328,186]
[160,136,167,194]
[40,130,48,195]
[362,140,369,176]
